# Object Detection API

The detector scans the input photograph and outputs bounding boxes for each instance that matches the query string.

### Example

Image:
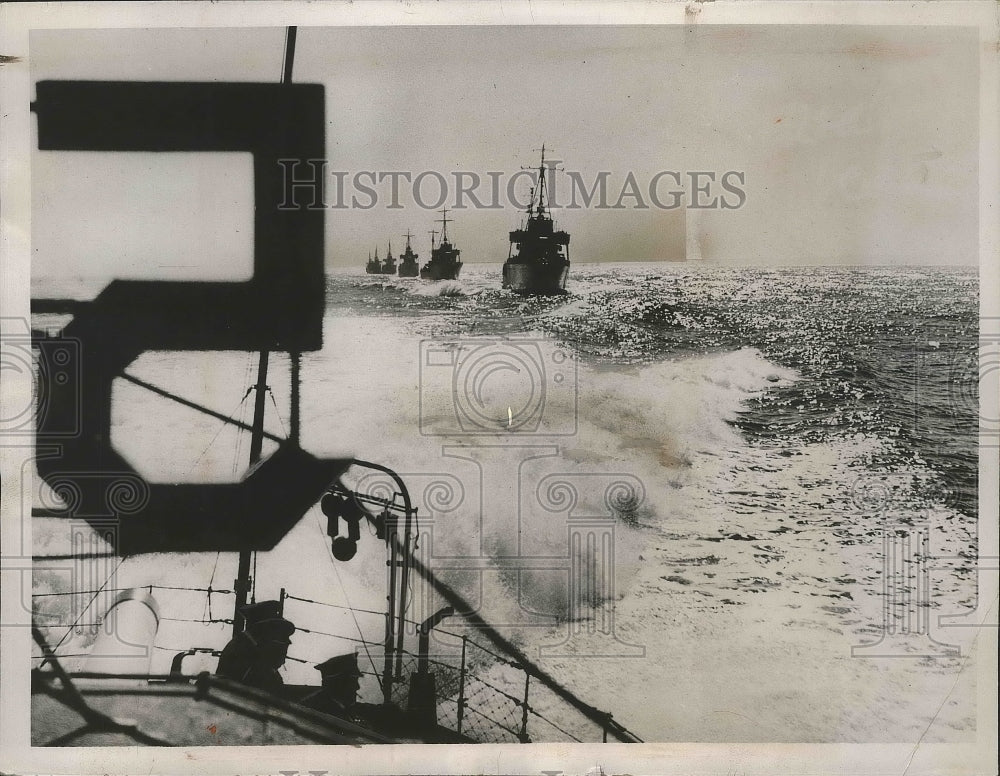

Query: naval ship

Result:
[419,208,462,280]
[364,244,397,275]
[502,145,570,294]
[382,241,397,275]
[396,231,420,277]
[28,28,642,748]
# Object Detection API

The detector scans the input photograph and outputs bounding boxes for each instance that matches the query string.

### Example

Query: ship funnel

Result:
[83,588,160,676]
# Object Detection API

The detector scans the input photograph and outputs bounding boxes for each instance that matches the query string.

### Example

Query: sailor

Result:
[215,600,295,694]
[301,652,364,719]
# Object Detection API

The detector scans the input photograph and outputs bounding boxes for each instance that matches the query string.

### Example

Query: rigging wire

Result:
[203,552,222,622]
[33,584,233,598]
[283,592,383,618]
[118,373,282,444]
[234,355,255,475]
[187,390,253,478]
[38,555,127,670]
[267,386,288,438]
[312,509,384,694]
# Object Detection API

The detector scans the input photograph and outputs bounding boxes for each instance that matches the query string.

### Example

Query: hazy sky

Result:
[30,24,979,283]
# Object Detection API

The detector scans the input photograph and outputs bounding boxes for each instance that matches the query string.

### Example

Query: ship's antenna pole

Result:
[281,26,298,85]
[404,230,413,250]
[531,144,563,221]
[522,144,555,216]
[534,144,550,216]
[438,207,451,242]
[232,25,299,638]
[538,144,547,214]
[428,229,438,249]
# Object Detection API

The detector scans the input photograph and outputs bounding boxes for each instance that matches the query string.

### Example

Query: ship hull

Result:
[502,262,569,295]
[420,263,462,281]
[398,263,419,278]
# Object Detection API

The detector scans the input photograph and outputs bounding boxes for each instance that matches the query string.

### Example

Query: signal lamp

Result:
[321,489,364,561]
[321,492,347,519]
[331,536,358,562]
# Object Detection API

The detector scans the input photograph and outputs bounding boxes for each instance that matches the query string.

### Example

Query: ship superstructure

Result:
[382,241,397,274]
[397,231,419,277]
[502,145,570,294]
[419,208,462,281]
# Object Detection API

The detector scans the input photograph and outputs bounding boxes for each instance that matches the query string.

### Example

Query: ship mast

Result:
[536,144,548,217]
[437,207,452,243]
[403,230,413,251]
[428,229,438,250]
[233,25,300,637]
[522,144,556,219]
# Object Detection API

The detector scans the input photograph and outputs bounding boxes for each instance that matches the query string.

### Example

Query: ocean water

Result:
[32,262,981,743]
[332,263,978,521]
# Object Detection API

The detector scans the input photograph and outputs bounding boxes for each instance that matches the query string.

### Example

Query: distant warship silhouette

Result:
[502,145,570,294]
[419,208,462,281]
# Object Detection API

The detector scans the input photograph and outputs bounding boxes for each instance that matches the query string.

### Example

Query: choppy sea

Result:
[332,262,978,515]
[33,262,982,742]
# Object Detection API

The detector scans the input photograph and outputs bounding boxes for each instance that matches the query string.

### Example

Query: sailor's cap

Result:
[240,600,283,623]
[315,652,362,679]
[240,600,295,641]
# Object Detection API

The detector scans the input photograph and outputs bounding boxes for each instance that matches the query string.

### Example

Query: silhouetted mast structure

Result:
[438,207,452,243]
[233,25,299,636]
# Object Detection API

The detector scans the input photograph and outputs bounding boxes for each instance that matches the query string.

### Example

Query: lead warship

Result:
[419,208,462,280]
[397,231,419,277]
[502,145,570,295]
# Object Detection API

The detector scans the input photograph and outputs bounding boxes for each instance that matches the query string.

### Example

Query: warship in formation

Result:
[382,241,397,275]
[502,145,570,294]
[28,28,641,748]
[419,208,463,280]
[365,244,398,275]
[397,230,420,277]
